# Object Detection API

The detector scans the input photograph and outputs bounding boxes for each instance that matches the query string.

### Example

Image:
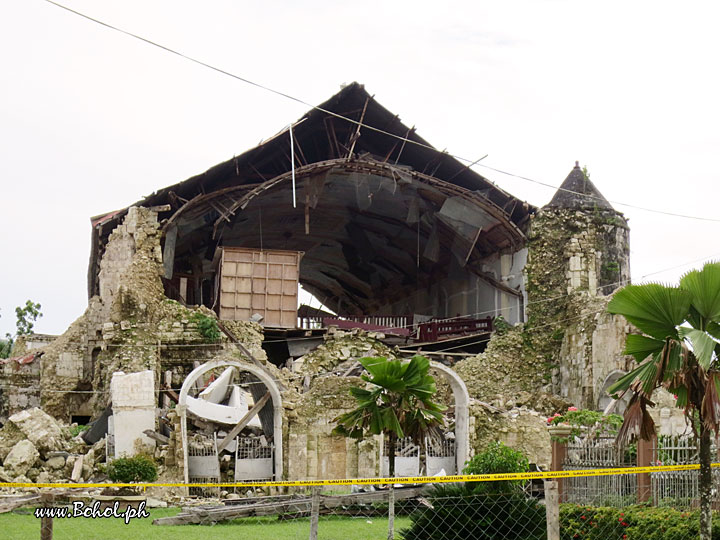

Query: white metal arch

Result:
[428,361,471,473]
[178,357,283,485]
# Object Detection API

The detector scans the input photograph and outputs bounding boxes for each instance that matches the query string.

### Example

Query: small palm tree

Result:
[607,262,720,540]
[333,355,446,540]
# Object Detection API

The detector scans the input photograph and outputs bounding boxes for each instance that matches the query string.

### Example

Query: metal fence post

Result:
[309,486,321,540]
[545,480,560,540]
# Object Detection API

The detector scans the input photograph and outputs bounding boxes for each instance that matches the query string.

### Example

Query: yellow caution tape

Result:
[0,463,717,489]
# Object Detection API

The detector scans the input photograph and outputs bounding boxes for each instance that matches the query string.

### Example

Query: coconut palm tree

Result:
[333,354,446,540]
[607,261,720,540]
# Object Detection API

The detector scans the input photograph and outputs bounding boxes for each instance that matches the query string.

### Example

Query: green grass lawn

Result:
[0,507,411,540]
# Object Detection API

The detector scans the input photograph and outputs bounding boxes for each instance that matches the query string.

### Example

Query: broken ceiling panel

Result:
[439,196,499,230]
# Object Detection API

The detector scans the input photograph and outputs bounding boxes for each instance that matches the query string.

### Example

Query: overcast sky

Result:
[2,0,720,337]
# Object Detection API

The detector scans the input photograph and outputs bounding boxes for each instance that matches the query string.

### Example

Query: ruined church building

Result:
[5,83,670,485]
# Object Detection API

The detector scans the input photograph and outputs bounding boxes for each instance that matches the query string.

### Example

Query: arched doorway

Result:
[597,369,629,416]
[178,357,283,486]
[429,361,470,474]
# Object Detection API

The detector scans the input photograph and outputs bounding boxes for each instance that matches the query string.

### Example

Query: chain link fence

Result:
[3,472,719,539]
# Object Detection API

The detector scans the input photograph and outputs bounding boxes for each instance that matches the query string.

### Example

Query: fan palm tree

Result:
[333,355,446,540]
[607,261,720,540]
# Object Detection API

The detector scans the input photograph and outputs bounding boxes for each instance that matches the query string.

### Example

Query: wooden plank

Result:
[143,429,170,444]
[152,486,427,526]
[217,392,271,452]
[161,386,179,404]
[162,224,177,279]
[0,494,40,514]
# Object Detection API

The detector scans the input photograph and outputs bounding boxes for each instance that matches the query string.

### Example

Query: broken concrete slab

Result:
[4,440,39,476]
[186,396,247,425]
[8,407,67,454]
[111,370,156,458]
[199,367,235,403]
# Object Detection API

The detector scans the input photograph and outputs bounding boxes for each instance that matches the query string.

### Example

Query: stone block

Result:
[57,351,84,379]
[111,370,156,458]
[111,370,155,409]
[113,409,155,458]
[8,408,66,454]
[45,456,66,470]
[4,440,39,476]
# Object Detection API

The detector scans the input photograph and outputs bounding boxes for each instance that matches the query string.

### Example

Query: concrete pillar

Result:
[549,425,571,502]
[545,480,560,540]
[111,370,156,458]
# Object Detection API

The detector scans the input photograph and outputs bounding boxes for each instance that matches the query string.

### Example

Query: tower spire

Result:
[544,162,614,211]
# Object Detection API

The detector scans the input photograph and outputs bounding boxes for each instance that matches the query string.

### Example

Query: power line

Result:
[41,0,720,224]
[475,163,720,223]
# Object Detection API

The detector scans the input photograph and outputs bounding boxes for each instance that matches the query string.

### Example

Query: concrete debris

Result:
[45,456,66,470]
[296,328,397,375]
[0,407,112,489]
[4,440,39,476]
[8,407,67,455]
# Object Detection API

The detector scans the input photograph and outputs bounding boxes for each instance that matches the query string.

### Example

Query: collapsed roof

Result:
[88,83,535,315]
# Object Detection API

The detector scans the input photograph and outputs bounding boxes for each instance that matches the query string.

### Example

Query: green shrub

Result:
[107,455,158,483]
[401,484,545,540]
[560,504,720,540]
[463,441,529,493]
[190,312,221,342]
[69,424,89,437]
[401,443,545,540]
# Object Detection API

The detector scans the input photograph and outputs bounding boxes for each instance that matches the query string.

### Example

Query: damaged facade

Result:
[0,83,658,488]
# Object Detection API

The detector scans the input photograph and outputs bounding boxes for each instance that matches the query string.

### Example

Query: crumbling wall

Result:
[453,328,560,411]
[469,403,552,469]
[523,204,633,410]
[287,376,375,480]
[555,294,634,408]
[295,327,398,375]
[37,314,92,420]
[0,354,41,424]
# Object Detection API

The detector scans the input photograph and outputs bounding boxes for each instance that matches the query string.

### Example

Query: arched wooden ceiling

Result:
[88,82,535,310]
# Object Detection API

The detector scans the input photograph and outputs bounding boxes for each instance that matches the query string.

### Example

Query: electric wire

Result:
[40,0,720,224]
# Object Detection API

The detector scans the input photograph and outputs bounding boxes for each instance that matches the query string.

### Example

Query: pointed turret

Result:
[544,161,614,211]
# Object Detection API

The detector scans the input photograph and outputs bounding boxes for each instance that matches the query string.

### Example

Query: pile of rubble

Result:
[295,327,398,375]
[0,408,106,488]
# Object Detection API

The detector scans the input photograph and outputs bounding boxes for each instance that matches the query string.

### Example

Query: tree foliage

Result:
[401,444,545,540]
[463,441,529,494]
[333,355,445,540]
[607,261,720,539]
[333,355,446,445]
[0,299,42,358]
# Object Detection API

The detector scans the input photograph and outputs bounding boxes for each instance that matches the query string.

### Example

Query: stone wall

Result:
[287,376,375,480]
[554,295,635,409]
[524,202,633,411]
[0,355,41,424]
[469,403,552,469]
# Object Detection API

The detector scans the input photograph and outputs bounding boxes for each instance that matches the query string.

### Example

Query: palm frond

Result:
[680,262,720,322]
[679,327,718,369]
[608,356,659,397]
[616,394,656,444]
[624,334,665,363]
[607,284,690,340]
[701,371,720,432]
